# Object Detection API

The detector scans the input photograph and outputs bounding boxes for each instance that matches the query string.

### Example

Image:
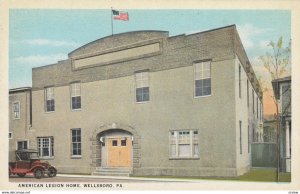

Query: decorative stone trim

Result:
[90,123,141,174]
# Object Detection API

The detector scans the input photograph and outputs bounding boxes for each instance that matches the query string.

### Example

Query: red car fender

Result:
[30,165,46,172]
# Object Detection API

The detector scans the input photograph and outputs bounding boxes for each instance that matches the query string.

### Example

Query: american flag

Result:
[112,9,129,21]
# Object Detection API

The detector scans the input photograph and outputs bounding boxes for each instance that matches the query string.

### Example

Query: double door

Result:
[107,137,132,167]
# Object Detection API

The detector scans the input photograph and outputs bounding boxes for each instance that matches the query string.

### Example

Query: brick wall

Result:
[32,26,237,91]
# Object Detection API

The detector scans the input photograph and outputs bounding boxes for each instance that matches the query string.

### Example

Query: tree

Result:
[259,37,291,80]
[259,37,291,182]
[257,75,269,93]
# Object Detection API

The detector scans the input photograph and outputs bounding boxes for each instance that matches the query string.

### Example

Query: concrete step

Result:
[92,171,130,177]
[93,167,131,177]
[96,167,131,171]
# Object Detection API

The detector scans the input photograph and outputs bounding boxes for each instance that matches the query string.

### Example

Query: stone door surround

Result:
[90,123,141,173]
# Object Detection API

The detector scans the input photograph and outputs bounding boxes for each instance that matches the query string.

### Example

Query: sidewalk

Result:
[56,174,212,183]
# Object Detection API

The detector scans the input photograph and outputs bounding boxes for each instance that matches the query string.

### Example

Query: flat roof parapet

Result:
[9,87,32,93]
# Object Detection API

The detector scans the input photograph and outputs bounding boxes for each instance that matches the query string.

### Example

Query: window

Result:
[195,61,211,97]
[135,71,149,102]
[37,137,54,158]
[248,125,250,153]
[252,90,254,114]
[45,87,55,112]
[121,139,126,146]
[17,141,28,150]
[9,132,12,139]
[281,84,291,114]
[169,130,199,158]
[239,121,242,154]
[252,126,255,143]
[71,129,81,156]
[247,80,249,107]
[257,97,259,119]
[239,65,241,98]
[13,102,20,119]
[71,82,81,110]
[260,102,262,121]
[112,140,118,146]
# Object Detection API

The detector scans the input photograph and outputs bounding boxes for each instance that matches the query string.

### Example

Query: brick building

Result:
[9,87,32,161]
[9,25,263,177]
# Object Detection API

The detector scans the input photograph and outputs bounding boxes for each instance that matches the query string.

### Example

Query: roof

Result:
[272,75,291,83]
[68,26,238,58]
[9,87,32,94]
[186,24,236,36]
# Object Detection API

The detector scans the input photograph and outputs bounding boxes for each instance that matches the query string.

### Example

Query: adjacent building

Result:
[263,120,277,143]
[9,25,263,177]
[9,87,32,161]
[272,76,291,172]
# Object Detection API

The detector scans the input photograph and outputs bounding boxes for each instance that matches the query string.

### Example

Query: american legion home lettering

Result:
[9,24,264,177]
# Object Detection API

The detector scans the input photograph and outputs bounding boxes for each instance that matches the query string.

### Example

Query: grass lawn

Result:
[132,168,291,182]
[236,168,291,182]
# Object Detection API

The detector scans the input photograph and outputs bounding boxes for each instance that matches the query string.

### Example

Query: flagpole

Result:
[111,7,114,36]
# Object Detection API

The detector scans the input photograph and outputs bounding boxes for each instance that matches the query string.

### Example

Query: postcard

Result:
[0,0,299,192]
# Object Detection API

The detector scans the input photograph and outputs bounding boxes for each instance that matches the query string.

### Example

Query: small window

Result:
[71,128,81,156]
[13,102,20,119]
[136,87,149,102]
[45,87,55,112]
[281,84,291,114]
[71,82,81,110]
[121,139,126,146]
[112,140,118,146]
[135,71,150,102]
[9,132,12,139]
[252,90,255,114]
[195,61,211,97]
[17,141,28,150]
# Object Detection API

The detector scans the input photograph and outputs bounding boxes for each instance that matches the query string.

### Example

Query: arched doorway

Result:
[90,123,141,174]
[98,129,133,168]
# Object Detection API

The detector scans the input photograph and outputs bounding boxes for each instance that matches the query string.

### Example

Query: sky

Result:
[9,9,291,116]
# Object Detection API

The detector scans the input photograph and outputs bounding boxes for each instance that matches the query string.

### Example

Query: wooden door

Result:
[108,137,132,167]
